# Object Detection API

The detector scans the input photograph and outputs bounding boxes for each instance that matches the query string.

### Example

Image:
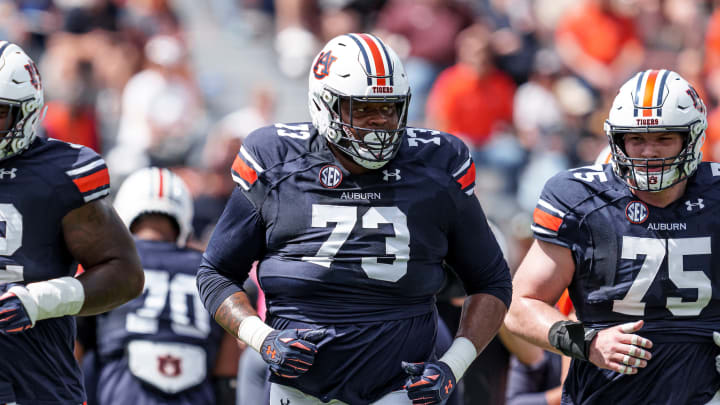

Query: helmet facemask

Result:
[321,93,409,169]
[608,129,700,192]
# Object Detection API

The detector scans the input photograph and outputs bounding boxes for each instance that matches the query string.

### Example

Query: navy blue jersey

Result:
[201,123,511,404]
[0,137,109,404]
[532,163,720,404]
[96,240,224,405]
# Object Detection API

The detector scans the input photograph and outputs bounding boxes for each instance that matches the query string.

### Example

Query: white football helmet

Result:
[308,33,410,169]
[604,69,707,192]
[114,167,193,246]
[0,41,46,162]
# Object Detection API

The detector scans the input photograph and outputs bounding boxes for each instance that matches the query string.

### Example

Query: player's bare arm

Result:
[64,198,144,315]
[457,293,507,354]
[214,291,257,337]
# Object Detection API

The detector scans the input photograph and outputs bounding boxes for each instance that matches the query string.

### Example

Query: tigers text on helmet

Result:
[114,167,193,246]
[0,41,46,162]
[604,69,707,192]
[308,33,411,170]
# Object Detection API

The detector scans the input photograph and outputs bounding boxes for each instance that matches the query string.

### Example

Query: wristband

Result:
[237,315,274,352]
[548,320,598,361]
[9,276,85,326]
[438,337,478,380]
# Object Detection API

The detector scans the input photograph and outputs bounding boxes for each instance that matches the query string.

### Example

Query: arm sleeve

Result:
[445,193,512,308]
[197,188,266,317]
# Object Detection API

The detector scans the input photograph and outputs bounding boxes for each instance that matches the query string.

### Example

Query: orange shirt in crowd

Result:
[426,64,515,148]
[555,2,641,66]
[42,101,101,153]
[705,8,720,73]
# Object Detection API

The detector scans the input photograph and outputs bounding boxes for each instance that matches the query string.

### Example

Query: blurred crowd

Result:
[8,0,720,402]
[9,0,719,264]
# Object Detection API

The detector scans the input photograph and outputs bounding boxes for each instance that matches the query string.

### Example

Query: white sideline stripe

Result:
[538,199,566,218]
[83,188,109,202]
[531,224,557,236]
[452,157,472,178]
[66,159,104,176]
[232,174,250,190]
[240,147,265,173]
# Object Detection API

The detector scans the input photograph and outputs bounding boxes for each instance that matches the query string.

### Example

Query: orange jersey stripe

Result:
[73,168,109,193]
[232,155,258,185]
[642,70,659,117]
[358,34,386,86]
[457,162,476,189]
[533,207,562,232]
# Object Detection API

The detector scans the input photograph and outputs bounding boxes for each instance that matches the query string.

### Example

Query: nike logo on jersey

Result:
[0,168,17,179]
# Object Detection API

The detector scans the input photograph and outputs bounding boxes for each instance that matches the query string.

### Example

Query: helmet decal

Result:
[345,33,394,86]
[312,51,337,80]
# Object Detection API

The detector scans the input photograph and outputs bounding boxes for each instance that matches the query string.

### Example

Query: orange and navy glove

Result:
[0,291,33,333]
[261,328,326,378]
[402,360,457,405]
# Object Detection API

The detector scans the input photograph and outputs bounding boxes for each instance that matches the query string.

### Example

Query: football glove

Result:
[402,360,457,405]
[0,291,33,333]
[261,328,326,378]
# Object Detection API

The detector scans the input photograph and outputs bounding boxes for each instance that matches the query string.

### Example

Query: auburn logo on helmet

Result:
[313,51,337,79]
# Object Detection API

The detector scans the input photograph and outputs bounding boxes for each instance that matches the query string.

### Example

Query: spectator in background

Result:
[426,22,519,192]
[106,34,206,180]
[375,0,474,125]
[554,0,644,94]
[426,22,515,150]
[42,59,102,151]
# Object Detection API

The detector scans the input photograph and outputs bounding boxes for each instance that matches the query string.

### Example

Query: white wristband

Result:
[439,337,478,381]
[8,276,85,326]
[237,315,274,353]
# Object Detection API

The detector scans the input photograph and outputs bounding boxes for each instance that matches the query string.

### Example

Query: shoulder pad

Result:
[403,127,475,195]
[231,123,317,190]
[43,139,110,203]
[531,165,613,237]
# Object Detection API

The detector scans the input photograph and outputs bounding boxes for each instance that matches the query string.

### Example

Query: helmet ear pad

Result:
[604,69,707,192]
[308,33,411,170]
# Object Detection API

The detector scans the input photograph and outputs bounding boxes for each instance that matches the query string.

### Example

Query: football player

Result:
[506,69,720,404]
[196,33,512,404]
[0,41,144,404]
[82,167,237,405]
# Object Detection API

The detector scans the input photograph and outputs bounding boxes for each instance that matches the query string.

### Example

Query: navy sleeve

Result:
[197,188,266,317]
[445,192,512,308]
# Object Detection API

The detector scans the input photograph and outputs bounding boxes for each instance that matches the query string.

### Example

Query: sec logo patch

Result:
[319,165,343,188]
[625,200,649,224]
